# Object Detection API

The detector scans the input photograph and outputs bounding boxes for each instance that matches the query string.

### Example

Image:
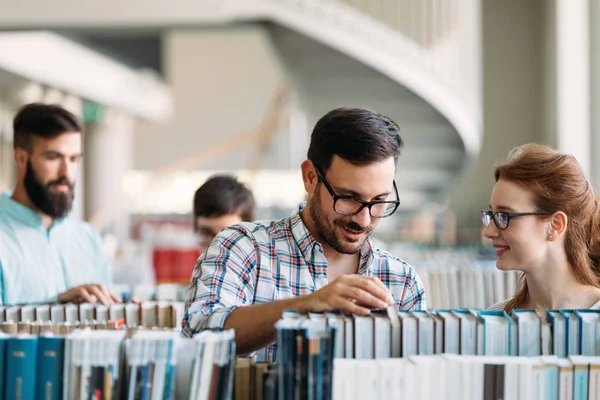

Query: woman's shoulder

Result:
[487,299,510,311]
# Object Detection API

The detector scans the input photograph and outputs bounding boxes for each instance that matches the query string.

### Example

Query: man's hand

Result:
[58,284,121,305]
[301,274,395,315]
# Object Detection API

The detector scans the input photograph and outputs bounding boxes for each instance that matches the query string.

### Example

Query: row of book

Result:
[273,307,600,400]
[332,354,600,400]
[275,306,600,363]
[397,244,520,309]
[0,328,235,400]
[0,301,185,332]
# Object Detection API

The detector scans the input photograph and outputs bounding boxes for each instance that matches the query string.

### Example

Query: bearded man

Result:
[0,103,119,305]
[183,107,426,361]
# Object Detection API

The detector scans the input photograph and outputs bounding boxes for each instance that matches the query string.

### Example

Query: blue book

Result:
[569,356,590,400]
[5,335,38,400]
[0,332,10,397]
[36,335,65,400]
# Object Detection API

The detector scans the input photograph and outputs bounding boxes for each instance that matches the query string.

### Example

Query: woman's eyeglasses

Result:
[480,210,554,230]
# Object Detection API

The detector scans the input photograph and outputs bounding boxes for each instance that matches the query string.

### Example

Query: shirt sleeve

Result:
[182,226,259,337]
[398,262,427,311]
[86,225,113,287]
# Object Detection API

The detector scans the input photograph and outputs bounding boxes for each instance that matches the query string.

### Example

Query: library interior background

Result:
[1,1,600,399]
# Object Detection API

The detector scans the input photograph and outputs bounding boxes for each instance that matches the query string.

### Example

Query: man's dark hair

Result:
[307,107,403,172]
[193,175,255,222]
[13,103,82,150]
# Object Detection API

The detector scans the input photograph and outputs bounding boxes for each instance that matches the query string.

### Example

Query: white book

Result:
[125,303,140,327]
[334,360,358,400]
[19,306,34,323]
[50,304,65,323]
[407,356,434,400]
[561,311,580,356]
[558,358,574,400]
[375,359,401,399]
[452,311,478,355]
[35,305,50,322]
[65,304,79,323]
[399,312,418,357]
[440,355,463,400]
[109,304,125,321]
[585,357,600,400]
[575,310,600,356]
[547,310,567,357]
[479,312,510,356]
[412,311,435,356]
[96,305,109,323]
[5,306,20,322]
[79,303,95,322]
[437,311,460,354]
[353,315,373,360]
[372,314,391,358]
[513,310,542,356]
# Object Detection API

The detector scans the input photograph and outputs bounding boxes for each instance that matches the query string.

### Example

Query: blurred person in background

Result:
[483,143,600,314]
[193,175,255,253]
[0,103,120,305]
[184,107,426,361]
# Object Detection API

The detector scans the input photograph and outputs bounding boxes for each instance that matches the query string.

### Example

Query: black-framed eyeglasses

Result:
[481,210,554,230]
[315,167,400,218]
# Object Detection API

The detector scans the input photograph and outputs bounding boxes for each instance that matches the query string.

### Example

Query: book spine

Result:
[5,337,38,400]
[36,337,65,400]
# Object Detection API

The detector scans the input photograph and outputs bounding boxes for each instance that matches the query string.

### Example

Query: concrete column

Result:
[556,0,591,175]
[84,106,135,241]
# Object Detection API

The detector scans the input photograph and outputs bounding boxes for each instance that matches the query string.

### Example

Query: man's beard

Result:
[308,186,373,255]
[24,161,74,219]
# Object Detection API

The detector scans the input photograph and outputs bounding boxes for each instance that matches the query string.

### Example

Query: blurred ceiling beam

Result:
[0,0,255,29]
[0,31,173,123]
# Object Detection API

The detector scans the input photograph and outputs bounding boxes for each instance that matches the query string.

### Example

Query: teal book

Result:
[0,332,10,397]
[5,334,38,400]
[35,335,65,400]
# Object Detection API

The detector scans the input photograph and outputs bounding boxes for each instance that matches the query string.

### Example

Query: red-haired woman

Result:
[482,143,600,314]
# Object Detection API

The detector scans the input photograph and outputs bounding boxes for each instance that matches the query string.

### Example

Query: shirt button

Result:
[318,274,326,280]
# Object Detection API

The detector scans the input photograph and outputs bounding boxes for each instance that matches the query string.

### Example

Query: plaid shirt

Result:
[183,203,426,362]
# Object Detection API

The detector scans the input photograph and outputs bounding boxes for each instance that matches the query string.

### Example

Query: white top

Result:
[488,299,600,311]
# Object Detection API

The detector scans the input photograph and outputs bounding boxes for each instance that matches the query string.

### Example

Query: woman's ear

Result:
[547,211,568,241]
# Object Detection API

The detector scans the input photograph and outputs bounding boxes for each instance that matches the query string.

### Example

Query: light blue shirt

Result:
[0,193,112,305]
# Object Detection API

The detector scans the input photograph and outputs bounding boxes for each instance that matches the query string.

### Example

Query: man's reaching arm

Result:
[224,274,395,355]
[182,227,394,355]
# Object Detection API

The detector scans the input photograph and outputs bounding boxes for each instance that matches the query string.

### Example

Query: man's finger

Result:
[88,286,112,305]
[78,288,95,304]
[338,298,370,316]
[349,277,393,304]
[344,287,388,309]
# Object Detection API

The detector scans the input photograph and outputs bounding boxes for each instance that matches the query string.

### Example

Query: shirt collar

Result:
[0,193,67,230]
[289,202,321,263]
[289,202,376,273]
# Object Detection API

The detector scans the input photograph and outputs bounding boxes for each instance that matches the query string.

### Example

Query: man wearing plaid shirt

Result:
[183,107,426,361]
